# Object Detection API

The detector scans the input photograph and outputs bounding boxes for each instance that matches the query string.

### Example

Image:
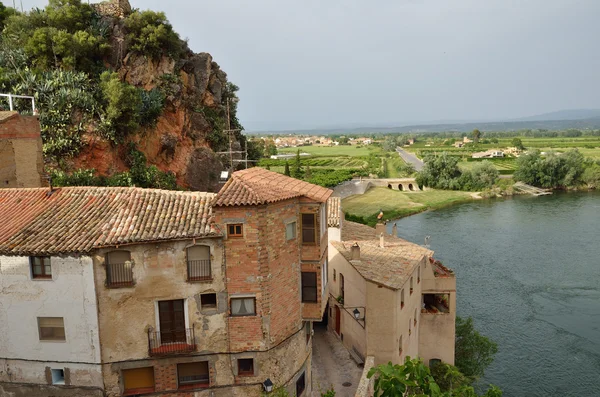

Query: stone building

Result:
[0,111,45,188]
[0,168,332,397]
[327,217,456,367]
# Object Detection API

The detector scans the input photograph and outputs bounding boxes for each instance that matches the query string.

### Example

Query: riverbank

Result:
[342,187,476,227]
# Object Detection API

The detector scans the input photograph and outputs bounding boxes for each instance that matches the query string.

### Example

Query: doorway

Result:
[335,305,341,335]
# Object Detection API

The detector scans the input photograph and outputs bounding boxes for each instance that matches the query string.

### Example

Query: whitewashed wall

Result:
[0,255,102,388]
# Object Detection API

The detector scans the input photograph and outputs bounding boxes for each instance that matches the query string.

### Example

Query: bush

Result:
[514,149,585,188]
[138,88,165,126]
[99,71,141,141]
[124,10,183,59]
[582,163,600,189]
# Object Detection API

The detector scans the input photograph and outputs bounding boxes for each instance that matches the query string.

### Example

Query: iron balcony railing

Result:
[106,261,134,287]
[148,328,196,356]
[187,259,211,281]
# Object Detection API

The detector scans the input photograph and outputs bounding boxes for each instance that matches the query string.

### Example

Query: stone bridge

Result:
[363,178,423,191]
[332,178,423,198]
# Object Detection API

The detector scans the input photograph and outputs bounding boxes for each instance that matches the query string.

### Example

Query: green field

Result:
[342,187,474,225]
[278,145,380,157]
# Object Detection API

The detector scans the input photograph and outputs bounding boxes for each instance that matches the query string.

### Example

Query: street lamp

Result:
[353,308,360,320]
[263,378,274,393]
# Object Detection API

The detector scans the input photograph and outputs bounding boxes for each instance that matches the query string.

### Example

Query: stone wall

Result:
[354,355,375,397]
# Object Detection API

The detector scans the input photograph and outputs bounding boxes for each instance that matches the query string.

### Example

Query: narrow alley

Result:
[311,324,364,397]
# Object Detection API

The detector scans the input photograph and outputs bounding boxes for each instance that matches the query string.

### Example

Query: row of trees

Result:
[416,154,499,191]
[514,149,600,189]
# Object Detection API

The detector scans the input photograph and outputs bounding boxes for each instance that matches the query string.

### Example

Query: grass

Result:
[278,145,380,157]
[342,187,474,226]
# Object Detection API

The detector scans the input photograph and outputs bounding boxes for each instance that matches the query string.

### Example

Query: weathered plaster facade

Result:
[0,255,103,394]
[327,221,456,368]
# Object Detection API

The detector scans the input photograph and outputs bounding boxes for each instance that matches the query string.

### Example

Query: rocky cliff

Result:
[70,0,240,192]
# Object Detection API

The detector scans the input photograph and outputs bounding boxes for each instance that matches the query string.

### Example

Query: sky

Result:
[18,0,600,131]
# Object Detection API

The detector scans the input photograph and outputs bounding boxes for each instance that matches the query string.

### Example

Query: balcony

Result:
[148,328,196,356]
[187,259,212,282]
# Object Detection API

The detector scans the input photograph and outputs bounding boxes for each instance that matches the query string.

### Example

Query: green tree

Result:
[472,129,481,144]
[124,10,182,59]
[416,153,461,190]
[511,138,525,150]
[0,1,17,31]
[470,161,499,188]
[368,358,442,397]
[582,163,600,188]
[291,149,303,178]
[455,316,498,381]
[284,161,290,176]
[99,71,141,141]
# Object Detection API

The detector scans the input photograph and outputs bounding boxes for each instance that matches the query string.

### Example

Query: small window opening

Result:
[201,293,217,310]
[238,358,254,376]
[227,224,243,238]
[51,369,65,385]
[422,293,450,313]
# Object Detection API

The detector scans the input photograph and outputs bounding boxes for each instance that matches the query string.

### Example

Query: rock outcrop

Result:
[69,0,234,192]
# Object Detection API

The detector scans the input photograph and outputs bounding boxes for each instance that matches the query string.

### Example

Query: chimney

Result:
[351,242,360,260]
[375,222,386,236]
[391,223,398,237]
[380,233,385,248]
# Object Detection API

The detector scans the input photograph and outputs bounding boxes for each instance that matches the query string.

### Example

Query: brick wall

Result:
[0,114,44,188]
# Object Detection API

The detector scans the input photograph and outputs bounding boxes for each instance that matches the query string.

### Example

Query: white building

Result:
[0,254,103,395]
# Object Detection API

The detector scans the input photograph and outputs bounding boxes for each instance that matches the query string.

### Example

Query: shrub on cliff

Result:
[124,10,183,59]
[99,71,141,141]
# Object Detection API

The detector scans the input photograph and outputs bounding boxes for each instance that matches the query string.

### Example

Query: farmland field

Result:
[278,145,380,157]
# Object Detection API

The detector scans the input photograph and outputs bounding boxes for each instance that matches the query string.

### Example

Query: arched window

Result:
[429,358,442,368]
[187,245,211,281]
[106,250,133,287]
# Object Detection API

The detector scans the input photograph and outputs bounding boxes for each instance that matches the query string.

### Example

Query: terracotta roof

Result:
[0,111,18,123]
[0,187,218,255]
[214,167,332,207]
[332,221,434,289]
[327,197,341,227]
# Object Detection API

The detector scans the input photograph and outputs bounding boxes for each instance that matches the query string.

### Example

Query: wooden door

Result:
[158,299,186,343]
[335,306,341,335]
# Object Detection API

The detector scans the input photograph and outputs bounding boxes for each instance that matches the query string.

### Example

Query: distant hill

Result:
[514,109,600,122]
[249,109,600,135]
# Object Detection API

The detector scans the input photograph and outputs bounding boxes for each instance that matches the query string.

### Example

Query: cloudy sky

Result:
[19,0,600,131]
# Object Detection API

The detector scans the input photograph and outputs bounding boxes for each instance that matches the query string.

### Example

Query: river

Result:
[392,191,600,397]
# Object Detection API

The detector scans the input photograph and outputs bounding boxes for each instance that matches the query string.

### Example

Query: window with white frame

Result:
[286,221,297,240]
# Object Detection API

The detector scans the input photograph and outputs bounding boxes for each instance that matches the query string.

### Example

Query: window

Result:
[296,372,306,396]
[200,293,217,310]
[409,319,412,336]
[51,369,64,385]
[429,358,442,368]
[339,273,345,302]
[31,256,51,279]
[401,289,405,309]
[410,277,414,294]
[106,250,133,288]
[237,358,254,376]
[38,317,65,341]
[417,266,421,283]
[227,224,243,238]
[178,362,209,388]
[123,367,155,396]
[422,293,450,314]
[333,269,336,282]
[187,245,211,281]
[301,272,317,303]
[414,309,417,326]
[286,221,297,240]
[231,297,256,316]
[301,213,316,244]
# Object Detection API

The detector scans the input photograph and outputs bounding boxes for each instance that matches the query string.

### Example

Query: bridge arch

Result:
[398,184,403,191]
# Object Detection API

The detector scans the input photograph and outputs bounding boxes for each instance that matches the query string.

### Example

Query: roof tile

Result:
[0,187,218,255]
[214,167,332,206]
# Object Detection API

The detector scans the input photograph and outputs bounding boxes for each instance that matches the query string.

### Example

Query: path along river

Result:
[391,191,600,396]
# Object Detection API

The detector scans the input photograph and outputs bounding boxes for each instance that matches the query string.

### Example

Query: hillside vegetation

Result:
[0,0,248,191]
